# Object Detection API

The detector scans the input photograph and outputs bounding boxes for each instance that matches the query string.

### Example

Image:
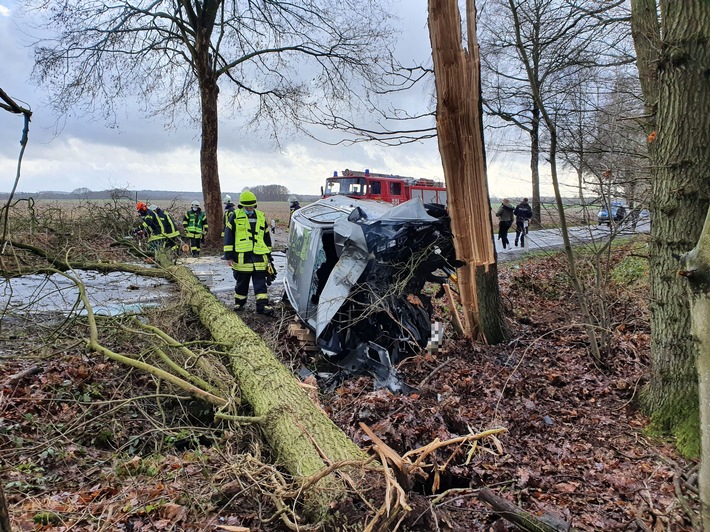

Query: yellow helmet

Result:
[239,190,257,207]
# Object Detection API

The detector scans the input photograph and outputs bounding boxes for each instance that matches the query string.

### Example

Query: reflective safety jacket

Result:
[221,203,235,237]
[142,208,181,242]
[183,209,208,238]
[223,208,272,271]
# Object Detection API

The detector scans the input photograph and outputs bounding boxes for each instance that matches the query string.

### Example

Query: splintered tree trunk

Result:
[168,264,368,517]
[681,209,710,529]
[631,0,710,455]
[428,0,507,343]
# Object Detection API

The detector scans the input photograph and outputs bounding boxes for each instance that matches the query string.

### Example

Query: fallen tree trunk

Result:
[167,263,370,519]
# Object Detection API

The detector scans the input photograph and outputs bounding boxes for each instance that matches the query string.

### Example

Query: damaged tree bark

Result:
[428,0,507,343]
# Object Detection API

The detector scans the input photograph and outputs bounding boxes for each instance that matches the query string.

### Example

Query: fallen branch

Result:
[3,365,42,386]
[478,487,576,532]
[2,240,165,278]
[57,269,229,408]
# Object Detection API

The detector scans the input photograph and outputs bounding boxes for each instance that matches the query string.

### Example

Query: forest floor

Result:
[0,234,700,531]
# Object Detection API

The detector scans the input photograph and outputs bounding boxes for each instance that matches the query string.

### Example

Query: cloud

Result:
[0,0,558,198]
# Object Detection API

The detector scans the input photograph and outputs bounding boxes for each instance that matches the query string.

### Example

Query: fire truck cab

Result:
[323,169,447,206]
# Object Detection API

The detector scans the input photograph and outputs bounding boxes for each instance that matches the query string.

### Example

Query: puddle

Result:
[1,252,286,317]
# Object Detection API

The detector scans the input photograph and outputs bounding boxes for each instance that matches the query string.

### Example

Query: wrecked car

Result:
[284,195,459,390]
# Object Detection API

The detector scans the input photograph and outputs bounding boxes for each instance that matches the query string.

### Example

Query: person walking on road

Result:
[514,198,533,247]
[183,200,208,257]
[223,190,275,316]
[495,198,515,249]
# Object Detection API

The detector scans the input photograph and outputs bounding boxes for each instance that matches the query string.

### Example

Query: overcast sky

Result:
[0,0,538,198]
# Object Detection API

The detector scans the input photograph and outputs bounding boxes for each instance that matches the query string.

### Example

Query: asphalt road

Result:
[494,220,650,260]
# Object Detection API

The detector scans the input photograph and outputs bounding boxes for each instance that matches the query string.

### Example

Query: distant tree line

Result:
[0,186,319,203]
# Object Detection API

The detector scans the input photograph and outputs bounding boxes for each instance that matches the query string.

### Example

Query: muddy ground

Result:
[0,234,700,531]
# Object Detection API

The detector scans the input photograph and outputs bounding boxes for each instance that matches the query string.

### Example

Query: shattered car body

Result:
[284,195,459,390]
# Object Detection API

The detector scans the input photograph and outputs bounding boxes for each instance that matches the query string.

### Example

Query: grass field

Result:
[13,197,596,235]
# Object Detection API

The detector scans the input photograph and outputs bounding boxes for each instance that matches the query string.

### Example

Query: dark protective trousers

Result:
[515,220,527,246]
[498,220,512,248]
[188,236,202,256]
[232,269,269,311]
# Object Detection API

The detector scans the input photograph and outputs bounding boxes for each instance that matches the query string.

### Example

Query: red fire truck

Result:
[322,169,447,205]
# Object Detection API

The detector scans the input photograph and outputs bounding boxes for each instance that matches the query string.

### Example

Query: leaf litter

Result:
[0,242,699,530]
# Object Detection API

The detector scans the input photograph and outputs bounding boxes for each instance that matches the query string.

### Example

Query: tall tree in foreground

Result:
[631,0,710,456]
[428,0,507,343]
[681,209,710,530]
[25,0,401,246]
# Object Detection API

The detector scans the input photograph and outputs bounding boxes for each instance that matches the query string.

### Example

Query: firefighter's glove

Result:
[266,262,277,286]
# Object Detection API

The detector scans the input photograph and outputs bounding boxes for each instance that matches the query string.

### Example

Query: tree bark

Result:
[631,0,710,456]
[428,0,507,342]
[167,263,369,518]
[530,105,542,226]
[681,207,710,531]
[196,32,223,249]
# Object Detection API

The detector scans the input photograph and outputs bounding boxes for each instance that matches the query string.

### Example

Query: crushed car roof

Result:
[284,196,458,391]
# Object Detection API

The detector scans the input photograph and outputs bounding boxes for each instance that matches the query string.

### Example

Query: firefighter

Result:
[183,200,208,257]
[136,202,181,252]
[223,190,275,315]
[288,195,301,228]
[222,194,236,238]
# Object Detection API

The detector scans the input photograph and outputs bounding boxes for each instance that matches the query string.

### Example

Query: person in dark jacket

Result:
[513,198,533,247]
[288,195,301,228]
[136,202,181,252]
[223,190,274,316]
[495,198,515,249]
[221,194,236,238]
[183,200,208,257]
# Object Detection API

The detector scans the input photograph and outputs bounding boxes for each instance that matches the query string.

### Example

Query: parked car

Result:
[284,195,459,391]
[598,202,627,225]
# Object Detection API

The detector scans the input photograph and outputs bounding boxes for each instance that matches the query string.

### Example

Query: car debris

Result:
[284,195,460,392]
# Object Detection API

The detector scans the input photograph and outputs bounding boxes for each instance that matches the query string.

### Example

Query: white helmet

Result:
[148,204,158,211]
[223,194,232,203]
[288,195,298,204]
[191,200,200,207]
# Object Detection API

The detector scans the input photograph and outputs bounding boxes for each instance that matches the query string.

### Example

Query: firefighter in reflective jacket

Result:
[223,190,275,316]
[136,202,181,252]
[221,194,236,238]
[183,200,208,257]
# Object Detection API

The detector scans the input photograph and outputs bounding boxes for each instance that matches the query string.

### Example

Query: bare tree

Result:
[479,0,631,225]
[25,0,407,246]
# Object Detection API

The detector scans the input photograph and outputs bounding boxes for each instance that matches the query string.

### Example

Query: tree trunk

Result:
[681,207,710,530]
[428,0,507,342]
[167,264,369,518]
[476,262,507,344]
[631,0,710,456]
[530,105,542,226]
[196,34,223,249]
